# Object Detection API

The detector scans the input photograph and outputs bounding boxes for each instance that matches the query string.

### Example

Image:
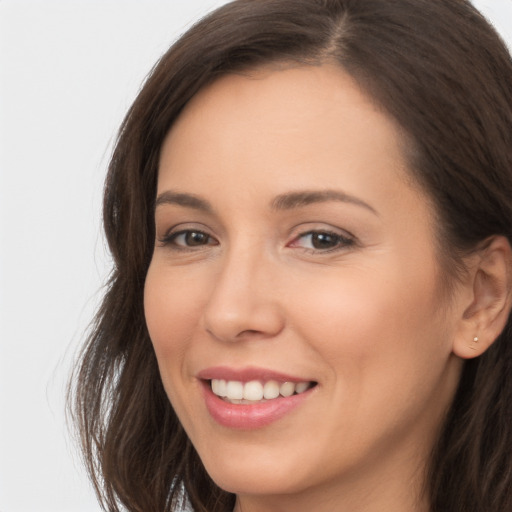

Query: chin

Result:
[208,466,305,497]
[198,446,312,496]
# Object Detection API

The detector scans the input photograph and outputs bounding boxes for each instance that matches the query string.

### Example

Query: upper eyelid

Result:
[158,221,215,237]
[290,223,356,240]
[295,227,352,236]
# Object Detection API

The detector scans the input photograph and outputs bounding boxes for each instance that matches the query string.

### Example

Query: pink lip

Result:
[197,365,311,383]
[197,366,316,430]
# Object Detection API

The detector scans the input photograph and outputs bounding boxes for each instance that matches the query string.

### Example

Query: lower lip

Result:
[202,381,313,429]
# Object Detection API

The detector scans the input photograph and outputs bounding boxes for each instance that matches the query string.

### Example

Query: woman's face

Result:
[145,65,464,505]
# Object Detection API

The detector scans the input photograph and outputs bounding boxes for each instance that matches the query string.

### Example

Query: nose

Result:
[202,247,285,343]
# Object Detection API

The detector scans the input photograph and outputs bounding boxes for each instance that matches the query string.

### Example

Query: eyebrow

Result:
[154,188,378,216]
[271,190,378,215]
[154,191,213,213]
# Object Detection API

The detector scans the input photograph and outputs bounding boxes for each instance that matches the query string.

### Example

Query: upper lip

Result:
[196,366,314,383]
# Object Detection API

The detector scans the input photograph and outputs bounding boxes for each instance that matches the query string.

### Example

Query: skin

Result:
[144,65,470,512]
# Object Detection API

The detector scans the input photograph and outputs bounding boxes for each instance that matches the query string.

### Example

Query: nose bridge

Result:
[202,236,284,342]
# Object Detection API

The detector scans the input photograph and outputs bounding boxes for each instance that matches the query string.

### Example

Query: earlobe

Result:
[452,236,512,359]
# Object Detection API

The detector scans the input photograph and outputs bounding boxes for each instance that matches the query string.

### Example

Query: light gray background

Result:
[0,1,510,511]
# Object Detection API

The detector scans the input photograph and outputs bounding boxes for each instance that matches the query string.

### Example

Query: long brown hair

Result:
[69,1,512,511]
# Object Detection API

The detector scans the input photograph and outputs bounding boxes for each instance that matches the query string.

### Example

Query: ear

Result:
[452,236,512,359]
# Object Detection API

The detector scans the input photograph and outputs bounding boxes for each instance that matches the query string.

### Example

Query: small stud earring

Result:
[473,336,479,343]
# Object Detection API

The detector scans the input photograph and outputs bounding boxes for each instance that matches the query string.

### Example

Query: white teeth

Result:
[210,379,312,401]
[263,380,280,399]
[295,382,309,394]
[211,379,227,397]
[279,381,295,397]
[243,380,263,401]
[226,380,244,400]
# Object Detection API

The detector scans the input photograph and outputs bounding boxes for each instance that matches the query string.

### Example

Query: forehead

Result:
[159,64,412,194]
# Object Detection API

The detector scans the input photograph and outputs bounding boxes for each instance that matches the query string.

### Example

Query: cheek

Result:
[290,265,455,449]
[144,264,205,374]
[289,259,450,389]
[144,264,212,433]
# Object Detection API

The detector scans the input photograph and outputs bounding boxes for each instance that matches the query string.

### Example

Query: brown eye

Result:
[290,230,355,252]
[310,232,339,249]
[164,230,216,248]
[183,231,210,246]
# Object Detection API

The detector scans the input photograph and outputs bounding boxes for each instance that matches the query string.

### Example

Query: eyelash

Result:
[159,227,355,255]
[159,229,218,250]
[288,230,355,253]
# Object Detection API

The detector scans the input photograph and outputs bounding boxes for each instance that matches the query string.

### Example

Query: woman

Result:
[69,0,512,511]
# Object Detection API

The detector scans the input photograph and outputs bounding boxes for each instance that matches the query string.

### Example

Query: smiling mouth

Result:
[210,379,317,404]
